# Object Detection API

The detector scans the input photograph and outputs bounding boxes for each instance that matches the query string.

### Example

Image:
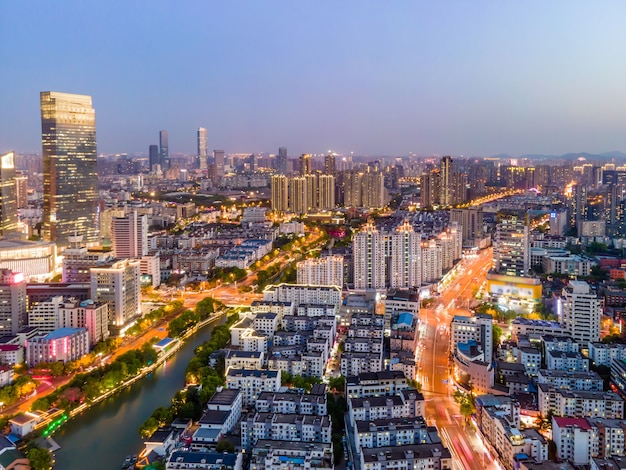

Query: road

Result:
[419,248,500,470]
[1,227,327,418]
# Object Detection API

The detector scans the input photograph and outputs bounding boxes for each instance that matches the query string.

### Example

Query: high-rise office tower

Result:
[197,127,208,170]
[561,280,601,343]
[493,209,530,277]
[300,154,312,175]
[41,91,99,245]
[0,269,27,335]
[385,219,421,289]
[277,147,288,175]
[440,156,454,206]
[324,153,336,176]
[159,130,170,169]
[15,173,28,209]
[111,211,148,259]
[214,150,225,178]
[0,152,17,235]
[149,144,160,172]
[353,221,386,290]
[270,175,289,212]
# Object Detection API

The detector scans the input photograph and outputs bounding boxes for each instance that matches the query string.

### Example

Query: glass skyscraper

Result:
[41,91,99,246]
[0,152,18,235]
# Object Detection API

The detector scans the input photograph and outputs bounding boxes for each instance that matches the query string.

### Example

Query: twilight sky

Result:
[1,1,626,157]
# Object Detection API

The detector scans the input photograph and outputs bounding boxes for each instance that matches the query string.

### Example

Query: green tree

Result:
[492,324,503,351]
[328,376,346,393]
[27,448,52,470]
[216,438,236,453]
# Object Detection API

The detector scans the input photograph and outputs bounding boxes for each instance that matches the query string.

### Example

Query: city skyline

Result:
[2,2,626,156]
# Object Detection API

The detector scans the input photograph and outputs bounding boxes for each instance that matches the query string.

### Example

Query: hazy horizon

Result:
[2,1,626,157]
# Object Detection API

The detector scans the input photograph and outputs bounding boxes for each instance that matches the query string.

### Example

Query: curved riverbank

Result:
[52,311,227,469]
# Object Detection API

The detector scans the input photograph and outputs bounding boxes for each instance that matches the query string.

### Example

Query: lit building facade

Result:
[90,259,141,334]
[353,221,386,290]
[0,269,27,335]
[0,152,17,235]
[40,91,99,246]
[111,211,148,259]
[560,280,601,344]
[297,255,344,287]
[493,209,530,277]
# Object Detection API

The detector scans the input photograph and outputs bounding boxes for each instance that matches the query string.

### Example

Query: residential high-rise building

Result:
[41,91,99,245]
[353,221,386,290]
[288,176,307,214]
[324,154,336,176]
[344,170,387,209]
[493,209,530,277]
[300,154,312,175]
[159,130,170,169]
[317,174,335,210]
[148,144,160,172]
[0,269,27,335]
[421,239,442,283]
[197,127,208,170]
[440,156,454,206]
[15,174,28,209]
[297,255,344,287]
[277,147,288,175]
[90,259,141,334]
[450,207,483,243]
[385,219,421,289]
[214,150,225,178]
[270,175,289,212]
[561,280,601,344]
[0,152,17,235]
[111,211,148,259]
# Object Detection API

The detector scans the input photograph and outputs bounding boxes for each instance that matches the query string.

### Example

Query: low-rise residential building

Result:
[552,417,592,466]
[517,347,542,377]
[346,370,409,399]
[224,350,265,370]
[354,417,433,450]
[546,351,589,372]
[537,369,603,391]
[360,444,452,470]
[511,318,566,339]
[341,351,383,377]
[250,440,333,470]
[166,451,243,470]
[588,342,626,367]
[256,390,327,416]
[240,412,332,450]
[348,389,425,424]
[538,384,624,419]
[226,368,281,407]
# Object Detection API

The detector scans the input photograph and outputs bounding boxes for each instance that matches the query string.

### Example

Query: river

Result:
[53,319,222,469]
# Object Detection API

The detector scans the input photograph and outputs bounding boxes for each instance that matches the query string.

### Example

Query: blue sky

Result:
[1,1,626,157]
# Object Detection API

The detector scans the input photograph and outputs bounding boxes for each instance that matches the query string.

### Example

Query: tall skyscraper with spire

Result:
[40,91,99,245]
[197,127,207,170]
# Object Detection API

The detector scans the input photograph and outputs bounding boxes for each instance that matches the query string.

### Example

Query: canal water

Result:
[53,319,222,469]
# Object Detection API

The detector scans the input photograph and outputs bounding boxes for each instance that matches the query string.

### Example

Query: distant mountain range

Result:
[490,151,626,161]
